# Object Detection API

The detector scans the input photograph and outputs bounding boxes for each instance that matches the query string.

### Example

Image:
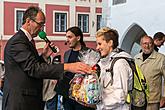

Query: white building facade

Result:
[102,0,165,56]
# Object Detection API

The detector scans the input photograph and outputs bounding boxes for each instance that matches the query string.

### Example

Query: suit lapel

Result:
[29,40,39,56]
[19,30,39,57]
[64,50,72,63]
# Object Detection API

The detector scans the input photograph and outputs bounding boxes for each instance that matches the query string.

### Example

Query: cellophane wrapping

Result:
[69,49,101,107]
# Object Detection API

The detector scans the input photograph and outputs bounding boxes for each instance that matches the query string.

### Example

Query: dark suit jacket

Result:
[55,49,75,98]
[2,30,64,110]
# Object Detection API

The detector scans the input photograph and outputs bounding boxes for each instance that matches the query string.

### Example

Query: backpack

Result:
[109,57,149,110]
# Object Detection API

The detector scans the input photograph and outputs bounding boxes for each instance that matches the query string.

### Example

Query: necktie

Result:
[31,39,36,48]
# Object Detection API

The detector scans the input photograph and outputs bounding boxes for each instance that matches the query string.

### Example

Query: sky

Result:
[159,46,165,54]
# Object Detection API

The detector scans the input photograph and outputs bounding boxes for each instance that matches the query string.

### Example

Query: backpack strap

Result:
[104,57,120,88]
[104,57,131,88]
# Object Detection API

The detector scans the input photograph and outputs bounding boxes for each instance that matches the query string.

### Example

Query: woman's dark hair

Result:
[22,6,43,25]
[66,26,86,47]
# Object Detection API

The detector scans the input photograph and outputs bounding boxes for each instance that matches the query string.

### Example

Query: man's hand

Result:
[42,42,55,59]
[64,62,94,74]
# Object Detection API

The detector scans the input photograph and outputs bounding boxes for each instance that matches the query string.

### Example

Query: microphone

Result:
[38,31,58,53]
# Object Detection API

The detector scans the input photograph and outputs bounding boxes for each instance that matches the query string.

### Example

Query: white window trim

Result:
[14,8,26,33]
[76,12,90,34]
[53,10,68,34]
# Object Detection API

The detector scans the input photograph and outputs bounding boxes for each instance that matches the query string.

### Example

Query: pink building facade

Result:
[0,0,102,61]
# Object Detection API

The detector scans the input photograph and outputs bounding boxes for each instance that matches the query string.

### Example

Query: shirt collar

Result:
[100,51,116,65]
[136,50,157,60]
[20,27,33,41]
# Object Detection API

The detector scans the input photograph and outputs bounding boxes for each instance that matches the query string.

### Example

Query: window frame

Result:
[112,0,126,5]
[96,14,102,31]
[77,13,89,33]
[14,8,26,32]
[53,11,68,34]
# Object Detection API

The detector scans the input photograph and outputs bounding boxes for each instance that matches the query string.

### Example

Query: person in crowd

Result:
[43,79,58,110]
[134,35,165,110]
[55,26,96,110]
[153,32,165,52]
[2,6,92,110]
[95,27,133,110]
[42,54,61,110]
[36,42,60,110]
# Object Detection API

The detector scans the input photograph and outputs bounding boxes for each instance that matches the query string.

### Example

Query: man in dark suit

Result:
[2,6,92,110]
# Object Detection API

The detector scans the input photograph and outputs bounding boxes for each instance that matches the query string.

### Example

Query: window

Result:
[55,12,67,32]
[113,0,126,5]
[97,15,102,31]
[78,14,89,33]
[16,10,25,31]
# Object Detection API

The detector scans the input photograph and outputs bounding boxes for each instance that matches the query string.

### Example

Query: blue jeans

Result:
[45,95,58,110]
[57,95,64,110]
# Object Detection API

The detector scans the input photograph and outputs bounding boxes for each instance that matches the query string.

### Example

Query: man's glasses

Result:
[30,18,45,27]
